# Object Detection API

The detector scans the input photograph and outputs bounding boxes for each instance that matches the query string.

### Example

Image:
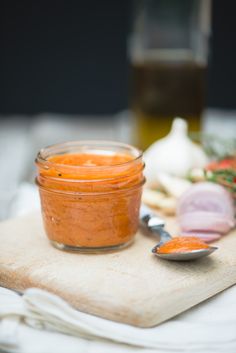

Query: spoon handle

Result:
[140,205,165,228]
[151,226,172,243]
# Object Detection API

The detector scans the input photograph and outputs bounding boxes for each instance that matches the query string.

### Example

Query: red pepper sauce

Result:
[157,236,210,254]
[36,152,144,249]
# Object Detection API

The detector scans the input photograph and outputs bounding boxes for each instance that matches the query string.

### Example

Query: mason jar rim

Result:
[36,140,143,171]
[36,177,145,196]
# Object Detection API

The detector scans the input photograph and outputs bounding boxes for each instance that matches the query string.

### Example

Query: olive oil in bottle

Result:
[131,56,206,150]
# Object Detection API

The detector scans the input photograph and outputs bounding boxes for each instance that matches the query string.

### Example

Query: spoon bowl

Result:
[140,205,218,261]
[152,244,218,261]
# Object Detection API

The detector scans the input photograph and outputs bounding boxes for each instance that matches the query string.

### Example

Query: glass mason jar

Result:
[129,0,211,149]
[35,141,145,252]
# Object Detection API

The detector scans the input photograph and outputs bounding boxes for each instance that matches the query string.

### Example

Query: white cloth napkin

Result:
[1,285,236,353]
[1,183,236,353]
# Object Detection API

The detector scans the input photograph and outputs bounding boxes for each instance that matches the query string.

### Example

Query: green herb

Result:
[189,133,236,160]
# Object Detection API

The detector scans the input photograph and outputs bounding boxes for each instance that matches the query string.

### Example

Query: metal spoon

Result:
[140,205,218,261]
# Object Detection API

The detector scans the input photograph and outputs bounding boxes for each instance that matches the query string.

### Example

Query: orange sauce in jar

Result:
[35,141,145,252]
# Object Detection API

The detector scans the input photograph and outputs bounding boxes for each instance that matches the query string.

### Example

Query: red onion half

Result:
[177,182,235,241]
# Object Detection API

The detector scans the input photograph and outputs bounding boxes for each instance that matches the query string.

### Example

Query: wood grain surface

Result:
[0,212,236,327]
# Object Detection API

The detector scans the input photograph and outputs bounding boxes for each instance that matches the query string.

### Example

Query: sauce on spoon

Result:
[156,236,210,254]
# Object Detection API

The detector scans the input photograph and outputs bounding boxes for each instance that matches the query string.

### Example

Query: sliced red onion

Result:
[177,182,234,220]
[177,182,235,237]
[180,231,221,243]
[179,211,234,234]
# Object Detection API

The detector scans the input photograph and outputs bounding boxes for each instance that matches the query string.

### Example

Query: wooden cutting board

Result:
[1,212,236,327]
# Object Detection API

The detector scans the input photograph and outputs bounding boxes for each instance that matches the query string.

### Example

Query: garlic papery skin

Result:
[144,118,209,188]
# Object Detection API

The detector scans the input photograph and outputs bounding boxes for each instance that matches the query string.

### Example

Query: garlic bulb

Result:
[144,118,208,188]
